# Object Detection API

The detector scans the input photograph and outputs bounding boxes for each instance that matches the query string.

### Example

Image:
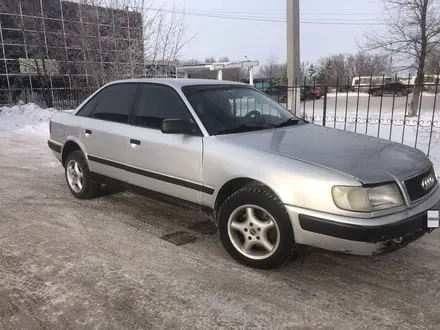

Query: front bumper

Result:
[285,187,440,256]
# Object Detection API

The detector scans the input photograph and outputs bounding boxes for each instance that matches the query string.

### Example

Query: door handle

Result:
[85,129,92,135]
[130,139,141,145]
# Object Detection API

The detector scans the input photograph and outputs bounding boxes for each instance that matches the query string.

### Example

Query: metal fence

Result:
[262,79,440,157]
[0,87,94,110]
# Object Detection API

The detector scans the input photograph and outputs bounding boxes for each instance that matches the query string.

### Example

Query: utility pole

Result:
[287,0,301,114]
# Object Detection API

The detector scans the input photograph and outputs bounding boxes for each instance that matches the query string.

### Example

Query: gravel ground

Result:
[1,130,440,330]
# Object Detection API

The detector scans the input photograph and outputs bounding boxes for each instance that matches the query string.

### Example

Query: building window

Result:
[21,0,43,17]
[45,19,63,31]
[4,45,26,58]
[97,8,112,25]
[64,21,81,35]
[1,29,24,45]
[62,2,80,21]
[5,60,20,74]
[23,16,44,31]
[0,14,19,29]
[67,48,83,61]
[42,0,62,19]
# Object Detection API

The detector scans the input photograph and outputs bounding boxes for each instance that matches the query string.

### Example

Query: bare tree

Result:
[347,52,389,78]
[426,45,440,74]
[315,54,351,87]
[73,0,196,83]
[260,55,278,80]
[363,0,440,116]
[315,52,389,88]
[204,57,216,64]
[259,55,287,85]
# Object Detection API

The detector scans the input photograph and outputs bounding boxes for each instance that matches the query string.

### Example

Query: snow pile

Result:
[0,103,71,135]
[327,92,370,97]
[326,91,439,98]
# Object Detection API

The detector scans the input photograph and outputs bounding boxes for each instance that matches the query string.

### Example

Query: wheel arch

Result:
[214,177,283,216]
[61,137,88,167]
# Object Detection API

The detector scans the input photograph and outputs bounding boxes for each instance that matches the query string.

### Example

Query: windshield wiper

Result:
[215,122,275,135]
[215,118,305,135]
[277,117,304,128]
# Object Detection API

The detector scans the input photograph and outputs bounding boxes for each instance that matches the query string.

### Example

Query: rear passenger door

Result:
[126,83,205,204]
[76,83,138,182]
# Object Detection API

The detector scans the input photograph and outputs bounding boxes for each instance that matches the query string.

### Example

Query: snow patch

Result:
[0,103,72,135]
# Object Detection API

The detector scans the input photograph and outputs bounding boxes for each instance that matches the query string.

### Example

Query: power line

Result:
[149,8,384,26]
[162,8,380,17]
[194,11,380,18]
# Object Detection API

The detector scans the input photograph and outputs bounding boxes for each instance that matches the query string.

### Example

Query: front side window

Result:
[133,84,191,129]
[182,85,304,135]
[89,83,138,124]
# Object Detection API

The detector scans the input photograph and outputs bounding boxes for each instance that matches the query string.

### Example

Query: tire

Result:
[64,150,100,199]
[218,187,298,269]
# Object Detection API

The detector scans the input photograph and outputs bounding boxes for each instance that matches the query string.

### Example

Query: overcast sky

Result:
[162,0,384,65]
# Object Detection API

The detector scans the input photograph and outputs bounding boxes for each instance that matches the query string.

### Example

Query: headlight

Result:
[332,183,404,212]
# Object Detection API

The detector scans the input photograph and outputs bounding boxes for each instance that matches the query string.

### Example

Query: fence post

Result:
[322,86,328,127]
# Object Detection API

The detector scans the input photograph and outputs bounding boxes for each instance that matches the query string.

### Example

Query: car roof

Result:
[103,78,249,88]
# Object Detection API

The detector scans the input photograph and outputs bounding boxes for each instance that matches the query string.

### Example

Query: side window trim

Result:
[129,83,143,126]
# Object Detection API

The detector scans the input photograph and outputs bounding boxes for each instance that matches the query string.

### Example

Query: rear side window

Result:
[76,95,100,117]
[133,84,191,129]
[89,83,138,124]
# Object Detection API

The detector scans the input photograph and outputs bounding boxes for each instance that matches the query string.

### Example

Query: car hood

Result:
[216,123,431,184]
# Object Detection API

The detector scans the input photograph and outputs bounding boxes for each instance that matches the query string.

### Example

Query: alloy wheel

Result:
[227,204,280,260]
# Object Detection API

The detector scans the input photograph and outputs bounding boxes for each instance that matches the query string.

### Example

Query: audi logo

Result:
[421,174,435,191]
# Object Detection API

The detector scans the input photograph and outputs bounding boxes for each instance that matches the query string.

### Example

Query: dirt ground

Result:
[1,130,440,330]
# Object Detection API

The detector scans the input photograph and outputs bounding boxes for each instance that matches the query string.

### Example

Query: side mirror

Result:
[161,119,197,134]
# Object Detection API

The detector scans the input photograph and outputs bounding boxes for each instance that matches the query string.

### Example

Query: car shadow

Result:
[99,183,126,197]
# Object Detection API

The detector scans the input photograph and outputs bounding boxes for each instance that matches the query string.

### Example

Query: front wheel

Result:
[218,187,298,269]
[65,151,100,199]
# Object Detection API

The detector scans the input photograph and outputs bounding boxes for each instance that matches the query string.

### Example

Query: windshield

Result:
[181,85,305,135]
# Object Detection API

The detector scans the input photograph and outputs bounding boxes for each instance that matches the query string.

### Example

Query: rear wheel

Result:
[65,151,100,199]
[218,187,298,269]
